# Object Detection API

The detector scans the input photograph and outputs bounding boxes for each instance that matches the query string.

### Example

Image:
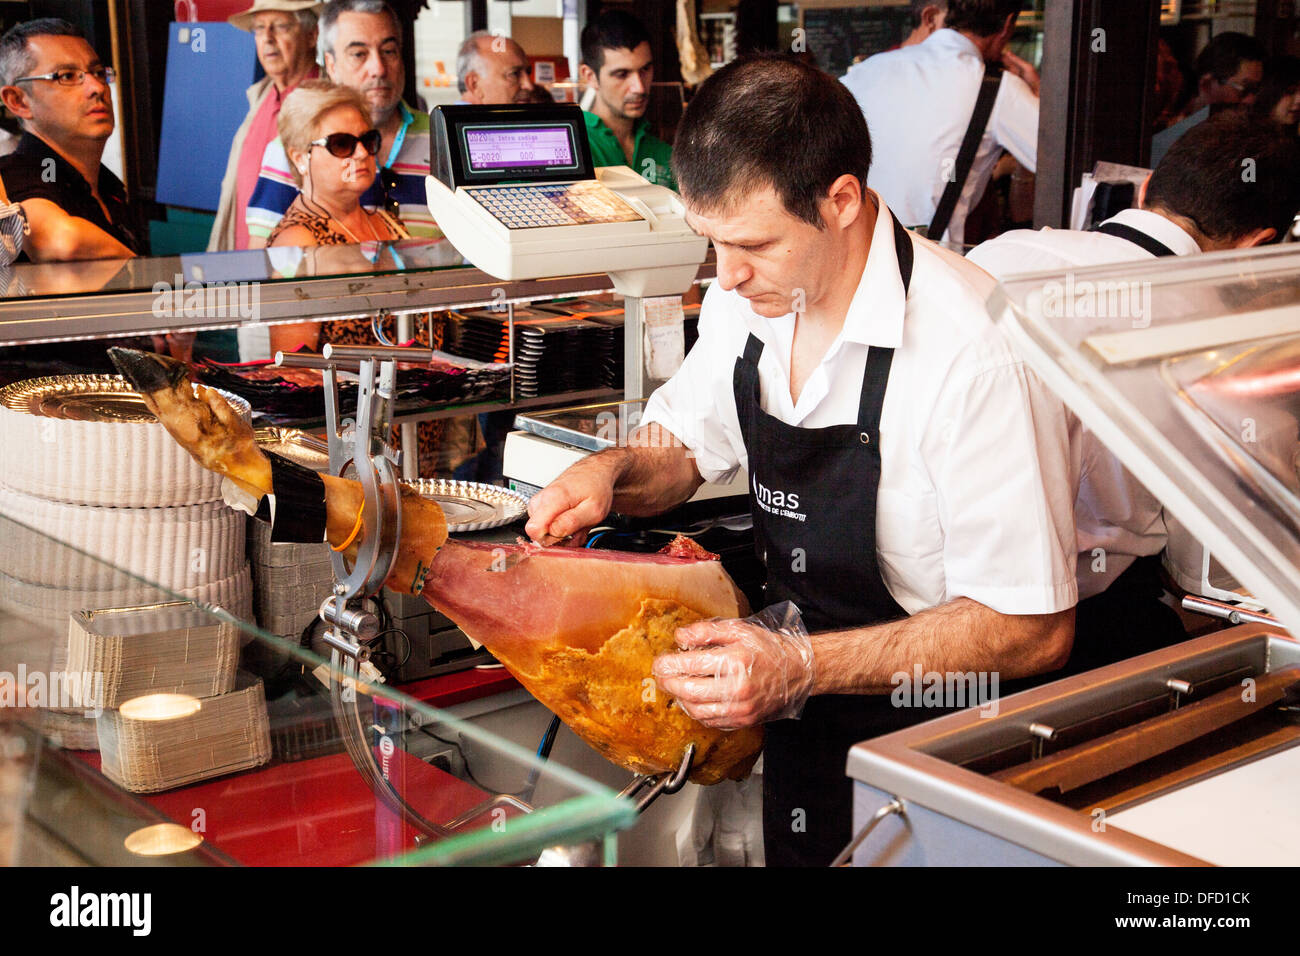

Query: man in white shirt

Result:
[525,55,1077,866]
[968,114,1300,670]
[842,0,1038,247]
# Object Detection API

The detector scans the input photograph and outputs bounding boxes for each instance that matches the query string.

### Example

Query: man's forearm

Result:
[607,423,704,515]
[22,200,134,262]
[810,598,1075,694]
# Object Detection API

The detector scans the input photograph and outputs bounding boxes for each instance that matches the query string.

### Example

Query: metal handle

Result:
[275,350,362,373]
[1181,595,1279,627]
[830,798,904,867]
[323,343,435,364]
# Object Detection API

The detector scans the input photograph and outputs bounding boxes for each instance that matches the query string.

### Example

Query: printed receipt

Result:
[643,296,686,380]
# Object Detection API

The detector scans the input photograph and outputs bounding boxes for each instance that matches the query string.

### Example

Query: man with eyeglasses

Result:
[1151,31,1264,168]
[209,1,322,251]
[245,0,439,247]
[0,18,137,261]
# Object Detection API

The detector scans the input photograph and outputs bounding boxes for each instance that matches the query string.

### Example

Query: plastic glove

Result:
[651,602,815,731]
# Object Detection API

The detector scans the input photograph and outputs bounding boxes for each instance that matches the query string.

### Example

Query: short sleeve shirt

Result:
[641,195,1078,617]
[0,132,139,256]
[582,110,676,190]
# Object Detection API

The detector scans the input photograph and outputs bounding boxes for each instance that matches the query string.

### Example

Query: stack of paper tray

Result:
[97,674,271,793]
[247,519,333,639]
[66,602,239,710]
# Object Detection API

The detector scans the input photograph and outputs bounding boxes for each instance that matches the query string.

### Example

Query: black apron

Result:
[735,213,952,867]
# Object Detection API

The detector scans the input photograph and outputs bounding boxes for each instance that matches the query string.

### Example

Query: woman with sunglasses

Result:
[267,81,409,249]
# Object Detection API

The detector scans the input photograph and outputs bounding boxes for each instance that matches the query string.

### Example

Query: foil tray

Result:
[0,374,252,423]
[254,427,331,472]
[403,479,528,533]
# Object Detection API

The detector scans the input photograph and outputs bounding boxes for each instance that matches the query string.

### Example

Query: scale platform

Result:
[504,400,747,503]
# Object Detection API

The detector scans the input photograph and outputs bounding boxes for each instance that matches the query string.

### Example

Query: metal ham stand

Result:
[276,346,694,864]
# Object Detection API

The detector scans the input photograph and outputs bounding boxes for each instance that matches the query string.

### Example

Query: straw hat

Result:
[228,0,323,32]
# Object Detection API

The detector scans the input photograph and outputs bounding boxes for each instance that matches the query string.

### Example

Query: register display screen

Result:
[462,124,581,175]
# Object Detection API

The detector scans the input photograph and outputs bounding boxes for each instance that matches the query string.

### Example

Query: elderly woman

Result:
[268,80,408,247]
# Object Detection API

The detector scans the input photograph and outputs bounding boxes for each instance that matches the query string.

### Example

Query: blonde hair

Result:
[278,80,372,187]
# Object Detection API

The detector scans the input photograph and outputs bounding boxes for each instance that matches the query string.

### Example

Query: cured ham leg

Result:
[107,347,762,783]
[425,540,761,782]
[107,347,448,594]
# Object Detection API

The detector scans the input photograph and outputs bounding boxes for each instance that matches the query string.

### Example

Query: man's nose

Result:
[714,248,751,292]
[520,71,535,91]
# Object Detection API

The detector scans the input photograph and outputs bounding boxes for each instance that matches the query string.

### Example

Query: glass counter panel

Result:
[989,243,1300,633]
[0,512,635,867]
[0,239,470,303]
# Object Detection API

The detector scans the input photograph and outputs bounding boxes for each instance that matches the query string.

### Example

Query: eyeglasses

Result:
[376,167,400,218]
[13,67,116,87]
[310,129,382,159]
[1225,79,1260,97]
[251,21,298,38]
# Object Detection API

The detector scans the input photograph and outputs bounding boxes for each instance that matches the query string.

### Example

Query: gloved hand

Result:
[651,602,815,730]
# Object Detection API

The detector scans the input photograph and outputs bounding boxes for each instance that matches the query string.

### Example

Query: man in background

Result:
[245,0,437,245]
[843,0,1037,247]
[901,0,946,48]
[209,0,321,251]
[1151,31,1264,167]
[968,115,1300,671]
[456,30,535,105]
[579,9,675,189]
[0,18,136,261]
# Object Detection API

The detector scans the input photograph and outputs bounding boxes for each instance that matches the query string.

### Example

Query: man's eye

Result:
[56,70,79,83]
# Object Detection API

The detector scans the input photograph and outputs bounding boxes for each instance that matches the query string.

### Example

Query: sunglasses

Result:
[310,128,382,159]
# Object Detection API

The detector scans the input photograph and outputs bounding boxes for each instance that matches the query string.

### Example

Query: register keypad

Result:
[467,181,643,230]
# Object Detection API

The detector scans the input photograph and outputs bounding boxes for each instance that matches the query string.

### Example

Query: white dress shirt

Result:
[842,29,1039,247]
[642,197,1078,619]
[967,207,1202,599]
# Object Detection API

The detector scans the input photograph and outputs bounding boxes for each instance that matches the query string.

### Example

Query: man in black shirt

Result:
[0,18,138,261]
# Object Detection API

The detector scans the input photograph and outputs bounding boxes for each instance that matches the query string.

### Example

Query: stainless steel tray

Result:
[402,479,528,533]
[0,374,252,422]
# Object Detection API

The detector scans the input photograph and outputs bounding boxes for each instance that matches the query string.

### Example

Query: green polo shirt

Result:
[583,110,677,191]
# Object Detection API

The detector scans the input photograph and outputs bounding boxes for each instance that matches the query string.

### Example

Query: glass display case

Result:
[0,243,720,866]
[0,514,636,866]
[844,244,1300,867]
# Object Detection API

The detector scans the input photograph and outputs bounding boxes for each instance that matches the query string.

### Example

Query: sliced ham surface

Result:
[421,537,761,783]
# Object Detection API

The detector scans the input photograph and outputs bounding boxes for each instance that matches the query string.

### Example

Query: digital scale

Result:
[425,104,707,298]
[504,400,747,504]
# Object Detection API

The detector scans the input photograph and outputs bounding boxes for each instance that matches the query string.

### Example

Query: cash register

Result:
[425,103,707,296]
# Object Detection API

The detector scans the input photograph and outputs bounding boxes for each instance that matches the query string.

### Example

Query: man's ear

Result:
[0,85,32,121]
[825,173,864,229]
[323,52,337,83]
[578,63,596,90]
[1137,172,1152,208]
[922,5,944,32]
[1235,226,1277,248]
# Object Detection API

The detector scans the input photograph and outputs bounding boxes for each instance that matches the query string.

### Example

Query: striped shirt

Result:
[246,101,440,243]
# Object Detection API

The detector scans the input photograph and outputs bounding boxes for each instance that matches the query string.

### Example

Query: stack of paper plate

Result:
[97,675,271,793]
[66,603,240,710]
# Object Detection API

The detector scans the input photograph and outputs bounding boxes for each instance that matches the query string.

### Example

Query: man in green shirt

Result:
[579,10,676,190]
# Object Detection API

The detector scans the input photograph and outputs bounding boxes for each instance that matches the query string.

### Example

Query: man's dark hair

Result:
[1194,31,1264,84]
[943,0,1023,37]
[581,9,651,74]
[1146,113,1300,241]
[671,54,871,228]
[0,18,86,88]
[909,0,948,30]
